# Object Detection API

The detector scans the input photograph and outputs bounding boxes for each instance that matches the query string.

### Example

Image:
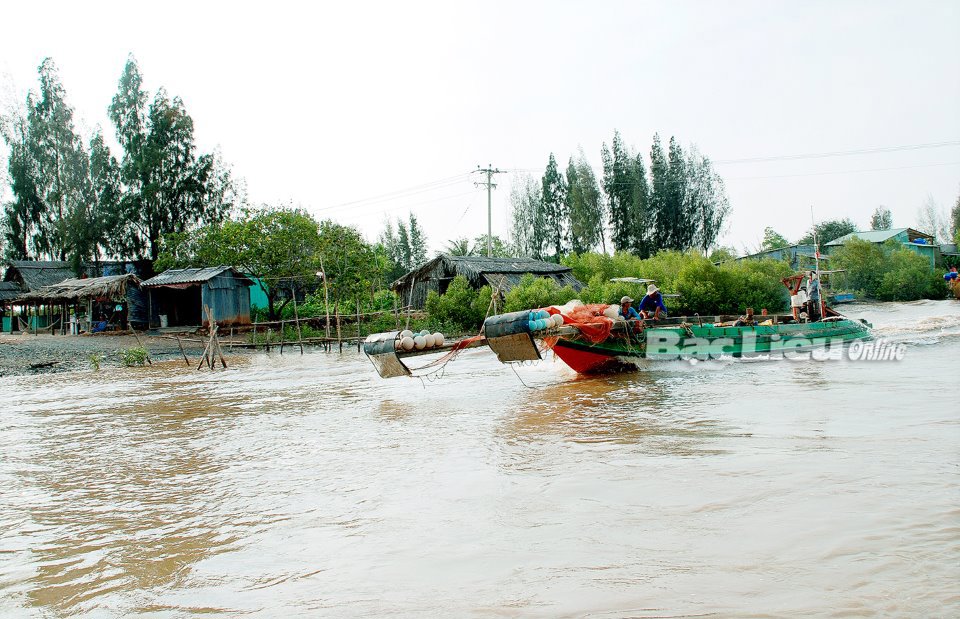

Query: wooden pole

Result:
[356,298,361,352]
[266,327,272,352]
[393,293,399,330]
[336,302,342,353]
[175,334,190,366]
[252,320,257,349]
[292,290,304,355]
[319,255,331,340]
[279,319,285,355]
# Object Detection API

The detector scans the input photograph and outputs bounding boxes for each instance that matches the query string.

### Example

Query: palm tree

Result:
[444,237,471,256]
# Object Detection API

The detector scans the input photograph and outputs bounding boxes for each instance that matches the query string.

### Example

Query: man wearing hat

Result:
[638,284,668,320]
[619,295,641,320]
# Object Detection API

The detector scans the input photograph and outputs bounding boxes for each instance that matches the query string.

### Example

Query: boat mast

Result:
[810,206,825,318]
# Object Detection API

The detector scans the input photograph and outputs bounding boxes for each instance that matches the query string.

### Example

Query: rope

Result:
[509,362,537,389]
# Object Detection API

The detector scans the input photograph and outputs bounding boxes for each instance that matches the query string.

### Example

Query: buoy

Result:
[425,334,436,347]
[419,329,430,337]
[528,320,537,332]
[552,314,565,327]
[400,329,413,339]
[433,332,444,346]
[414,335,427,349]
[400,336,415,350]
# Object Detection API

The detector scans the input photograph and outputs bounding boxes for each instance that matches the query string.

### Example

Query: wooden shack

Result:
[392,254,583,309]
[142,266,253,328]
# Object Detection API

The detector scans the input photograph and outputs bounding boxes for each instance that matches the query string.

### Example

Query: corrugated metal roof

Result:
[826,228,908,246]
[141,266,252,287]
[825,227,938,247]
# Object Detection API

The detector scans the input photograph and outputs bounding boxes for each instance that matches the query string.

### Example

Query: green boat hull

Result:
[551,318,872,372]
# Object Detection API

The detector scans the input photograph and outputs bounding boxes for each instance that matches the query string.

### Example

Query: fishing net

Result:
[551,303,614,343]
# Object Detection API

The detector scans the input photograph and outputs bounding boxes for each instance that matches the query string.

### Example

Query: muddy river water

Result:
[1,301,958,617]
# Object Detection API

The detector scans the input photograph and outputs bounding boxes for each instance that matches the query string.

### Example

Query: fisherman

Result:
[618,295,641,320]
[638,284,668,320]
[806,270,821,321]
[782,274,807,321]
[945,266,959,283]
[735,307,757,327]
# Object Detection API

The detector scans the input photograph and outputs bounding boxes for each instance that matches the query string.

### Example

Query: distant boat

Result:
[828,292,856,304]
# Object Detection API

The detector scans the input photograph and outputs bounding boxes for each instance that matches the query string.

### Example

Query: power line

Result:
[332,189,480,222]
[312,172,473,213]
[727,160,960,180]
[713,140,960,164]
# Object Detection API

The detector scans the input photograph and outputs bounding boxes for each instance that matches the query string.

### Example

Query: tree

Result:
[317,219,379,313]
[1,100,43,259]
[24,58,96,264]
[916,194,950,243]
[870,206,892,231]
[407,212,427,267]
[798,218,857,245]
[108,56,234,260]
[509,172,543,258]
[470,234,512,257]
[953,189,960,245]
[684,146,729,253]
[157,207,325,320]
[444,237,471,256]
[377,212,427,278]
[663,136,688,249]
[761,227,790,251]
[950,189,960,245]
[541,153,568,260]
[648,133,669,251]
[602,130,648,254]
[566,149,605,254]
[709,246,739,262]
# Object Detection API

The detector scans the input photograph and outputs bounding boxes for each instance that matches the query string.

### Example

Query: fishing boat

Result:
[363,300,872,378]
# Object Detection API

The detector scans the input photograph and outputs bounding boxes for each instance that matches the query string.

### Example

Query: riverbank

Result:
[0,333,255,377]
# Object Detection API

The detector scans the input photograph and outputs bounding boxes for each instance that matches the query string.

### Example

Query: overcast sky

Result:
[1,0,958,254]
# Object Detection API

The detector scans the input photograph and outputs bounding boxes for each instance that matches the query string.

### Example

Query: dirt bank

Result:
[0,333,251,377]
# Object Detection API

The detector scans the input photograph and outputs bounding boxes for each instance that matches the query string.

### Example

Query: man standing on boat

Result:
[638,284,668,320]
[806,271,822,321]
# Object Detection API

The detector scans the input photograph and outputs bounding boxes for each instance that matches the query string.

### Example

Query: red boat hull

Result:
[551,340,638,374]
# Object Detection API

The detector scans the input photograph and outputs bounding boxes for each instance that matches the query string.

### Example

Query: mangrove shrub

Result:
[832,239,946,301]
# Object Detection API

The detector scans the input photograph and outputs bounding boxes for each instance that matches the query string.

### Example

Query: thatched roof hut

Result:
[0,282,21,306]
[392,254,583,309]
[3,260,75,292]
[17,273,141,304]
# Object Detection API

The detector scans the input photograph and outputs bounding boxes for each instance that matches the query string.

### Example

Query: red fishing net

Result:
[549,303,614,343]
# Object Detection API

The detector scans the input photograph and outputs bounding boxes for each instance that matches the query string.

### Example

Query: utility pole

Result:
[475,164,503,257]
